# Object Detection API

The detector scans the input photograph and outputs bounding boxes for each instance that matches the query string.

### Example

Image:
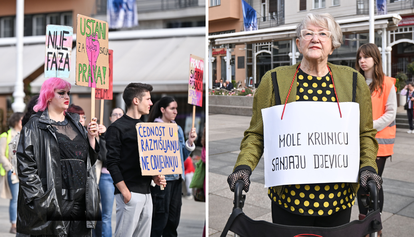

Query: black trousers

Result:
[150,179,183,237]
[407,109,413,130]
[271,201,352,227]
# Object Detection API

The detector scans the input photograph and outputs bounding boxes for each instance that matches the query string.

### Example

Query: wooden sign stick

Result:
[192,105,196,129]
[160,175,165,190]
[100,100,104,126]
[91,88,95,119]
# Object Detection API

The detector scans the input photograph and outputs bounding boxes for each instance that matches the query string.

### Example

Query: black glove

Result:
[360,170,382,191]
[227,169,251,192]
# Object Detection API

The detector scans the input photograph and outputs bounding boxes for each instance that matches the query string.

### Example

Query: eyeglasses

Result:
[111,113,123,117]
[300,29,331,41]
[80,115,86,120]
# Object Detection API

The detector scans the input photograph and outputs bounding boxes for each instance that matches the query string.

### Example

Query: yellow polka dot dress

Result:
[269,68,355,216]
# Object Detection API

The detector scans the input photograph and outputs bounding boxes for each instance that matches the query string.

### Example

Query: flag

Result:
[241,0,257,31]
[107,0,138,29]
[377,0,387,15]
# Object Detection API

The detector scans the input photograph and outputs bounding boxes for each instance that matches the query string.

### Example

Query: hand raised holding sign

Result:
[187,128,197,146]
[153,175,167,188]
[87,117,99,138]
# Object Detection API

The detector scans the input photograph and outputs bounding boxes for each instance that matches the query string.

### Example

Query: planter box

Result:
[209,95,253,116]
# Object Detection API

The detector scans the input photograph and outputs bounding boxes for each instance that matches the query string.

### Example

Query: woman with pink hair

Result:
[16,77,101,236]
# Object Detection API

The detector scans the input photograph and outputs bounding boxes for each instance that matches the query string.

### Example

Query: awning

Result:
[31,35,206,93]
[0,27,205,94]
[209,14,401,45]
[0,44,44,94]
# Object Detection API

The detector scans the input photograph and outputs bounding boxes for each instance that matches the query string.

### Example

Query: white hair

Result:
[296,13,343,49]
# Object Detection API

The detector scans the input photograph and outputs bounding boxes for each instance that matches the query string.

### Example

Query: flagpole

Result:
[12,0,26,112]
[369,0,374,43]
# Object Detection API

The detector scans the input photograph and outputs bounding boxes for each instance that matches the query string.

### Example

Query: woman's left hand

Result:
[188,128,197,145]
[87,118,99,138]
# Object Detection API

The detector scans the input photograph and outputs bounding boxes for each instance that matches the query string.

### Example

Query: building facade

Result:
[0,0,205,137]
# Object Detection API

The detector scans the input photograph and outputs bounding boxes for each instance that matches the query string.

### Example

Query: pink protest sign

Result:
[76,14,109,89]
[95,50,113,100]
[188,54,204,107]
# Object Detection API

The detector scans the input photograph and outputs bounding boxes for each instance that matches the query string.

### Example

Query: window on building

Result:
[261,1,266,21]
[332,0,340,6]
[33,15,46,36]
[238,56,245,69]
[196,21,205,27]
[313,0,326,9]
[269,0,277,18]
[210,0,221,7]
[47,14,60,25]
[61,13,72,26]
[0,12,72,38]
[221,56,227,80]
[1,17,15,37]
[300,0,306,11]
[24,15,32,36]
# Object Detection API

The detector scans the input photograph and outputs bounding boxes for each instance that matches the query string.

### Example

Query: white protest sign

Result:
[136,123,183,176]
[262,102,360,188]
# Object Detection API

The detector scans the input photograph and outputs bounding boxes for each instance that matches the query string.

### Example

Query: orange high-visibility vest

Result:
[371,76,396,157]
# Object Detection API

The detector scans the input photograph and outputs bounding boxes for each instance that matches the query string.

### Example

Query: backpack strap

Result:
[271,72,281,105]
[352,72,357,102]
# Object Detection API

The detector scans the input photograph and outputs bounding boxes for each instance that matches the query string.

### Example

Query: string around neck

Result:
[281,64,342,120]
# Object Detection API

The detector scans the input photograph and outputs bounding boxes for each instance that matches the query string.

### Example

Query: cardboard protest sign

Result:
[45,25,73,78]
[76,14,109,89]
[188,54,204,107]
[136,123,183,176]
[95,49,113,100]
[262,102,360,188]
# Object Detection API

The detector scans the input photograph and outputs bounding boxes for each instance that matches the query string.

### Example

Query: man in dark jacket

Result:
[106,83,166,237]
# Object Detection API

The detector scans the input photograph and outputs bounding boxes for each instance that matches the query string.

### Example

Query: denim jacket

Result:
[154,118,193,181]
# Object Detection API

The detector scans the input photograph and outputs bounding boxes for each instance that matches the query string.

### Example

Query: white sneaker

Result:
[408,130,413,134]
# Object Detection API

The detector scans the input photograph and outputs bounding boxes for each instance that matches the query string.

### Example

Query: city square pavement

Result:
[0,184,205,236]
[209,111,414,237]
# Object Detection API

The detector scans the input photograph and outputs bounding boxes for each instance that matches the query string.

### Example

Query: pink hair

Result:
[33,77,71,112]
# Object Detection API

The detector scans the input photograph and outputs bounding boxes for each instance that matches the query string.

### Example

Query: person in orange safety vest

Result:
[356,43,397,237]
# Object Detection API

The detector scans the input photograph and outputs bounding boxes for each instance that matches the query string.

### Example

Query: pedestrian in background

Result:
[356,43,397,237]
[147,96,197,237]
[106,83,166,237]
[0,112,23,234]
[94,107,124,237]
[400,82,414,133]
[67,104,87,127]
[16,77,101,236]
[184,156,195,199]
[21,95,39,127]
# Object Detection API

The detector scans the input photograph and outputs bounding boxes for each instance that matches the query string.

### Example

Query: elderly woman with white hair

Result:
[227,13,382,227]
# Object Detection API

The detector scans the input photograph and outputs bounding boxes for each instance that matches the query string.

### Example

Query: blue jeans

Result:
[94,173,115,237]
[7,170,18,224]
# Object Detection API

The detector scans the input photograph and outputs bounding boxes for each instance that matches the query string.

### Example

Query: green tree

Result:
[395,71,408,92]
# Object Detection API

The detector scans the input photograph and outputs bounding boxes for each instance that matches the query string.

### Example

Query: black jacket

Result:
[16,109,101,236]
